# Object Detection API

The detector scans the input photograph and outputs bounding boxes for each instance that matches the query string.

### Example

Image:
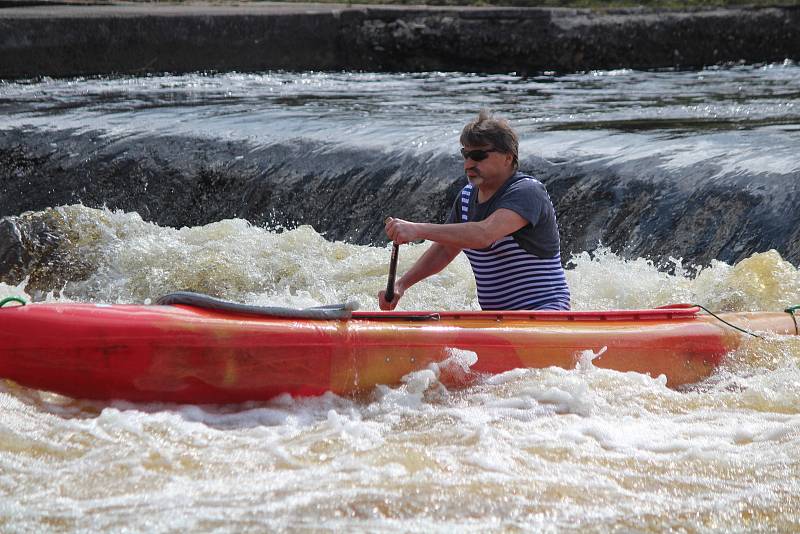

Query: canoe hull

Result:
[0,303,795,403]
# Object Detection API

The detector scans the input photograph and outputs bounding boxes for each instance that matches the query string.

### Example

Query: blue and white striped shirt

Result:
[454,176,571,311]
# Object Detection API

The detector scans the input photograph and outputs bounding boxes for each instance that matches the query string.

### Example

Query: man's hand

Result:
[378,284,405,310]
[384,217,420,245]
[374,241,459,311]
[384,210,528,250]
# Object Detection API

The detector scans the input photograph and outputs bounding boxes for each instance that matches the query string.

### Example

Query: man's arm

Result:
[378,242,460,310]
[385,208,529,250]
[378,209,529,310]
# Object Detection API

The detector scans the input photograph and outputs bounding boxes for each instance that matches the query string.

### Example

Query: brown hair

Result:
[460,109,519,170]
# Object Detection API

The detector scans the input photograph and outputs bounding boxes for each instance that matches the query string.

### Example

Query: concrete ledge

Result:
[1,4,799,77]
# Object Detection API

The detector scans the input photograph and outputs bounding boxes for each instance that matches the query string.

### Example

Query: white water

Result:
[1,206,799,532]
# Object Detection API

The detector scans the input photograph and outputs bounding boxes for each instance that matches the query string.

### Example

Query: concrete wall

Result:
[1,4,799,78]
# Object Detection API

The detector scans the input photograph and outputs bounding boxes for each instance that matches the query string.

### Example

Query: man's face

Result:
[462,144,514,188]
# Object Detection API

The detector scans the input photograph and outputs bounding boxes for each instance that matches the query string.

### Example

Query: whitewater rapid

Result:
[1,208,799,532]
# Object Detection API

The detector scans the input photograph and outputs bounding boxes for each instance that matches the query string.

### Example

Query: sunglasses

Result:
[460,148,498,162]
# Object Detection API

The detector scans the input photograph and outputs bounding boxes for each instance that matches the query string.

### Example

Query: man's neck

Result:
[476,169,516,203]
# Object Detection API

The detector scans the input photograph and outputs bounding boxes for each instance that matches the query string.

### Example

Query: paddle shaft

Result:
[385,243,400,302]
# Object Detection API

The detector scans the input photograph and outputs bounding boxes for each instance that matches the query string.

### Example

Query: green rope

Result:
[692,304,762,339]
[785,305,800,336]
[0,296,26,307]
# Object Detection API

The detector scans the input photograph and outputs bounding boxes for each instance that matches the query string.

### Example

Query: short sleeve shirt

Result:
[446,171,561,258]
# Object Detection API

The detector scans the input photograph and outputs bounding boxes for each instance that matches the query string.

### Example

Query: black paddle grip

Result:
[385,243,399,302]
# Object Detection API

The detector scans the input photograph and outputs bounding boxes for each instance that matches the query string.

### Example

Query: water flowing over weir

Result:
[2,65,800,295]
[1,66,800,533]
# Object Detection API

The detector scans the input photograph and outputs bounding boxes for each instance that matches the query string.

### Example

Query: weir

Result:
[1,17,798,295]
[1,125,799,294]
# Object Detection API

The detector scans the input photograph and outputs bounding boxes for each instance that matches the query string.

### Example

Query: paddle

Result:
[385,242,400,303]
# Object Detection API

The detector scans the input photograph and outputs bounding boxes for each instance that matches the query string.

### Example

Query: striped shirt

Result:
[457,178,571,311]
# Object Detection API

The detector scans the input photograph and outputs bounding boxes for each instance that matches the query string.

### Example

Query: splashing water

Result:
[566,247,800,312]
[5,204,799,313]
[1,210,799,531]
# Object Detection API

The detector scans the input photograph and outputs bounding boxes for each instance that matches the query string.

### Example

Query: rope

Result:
[0,296,26,307]
[786,305,800,336]
[692,303,762,339]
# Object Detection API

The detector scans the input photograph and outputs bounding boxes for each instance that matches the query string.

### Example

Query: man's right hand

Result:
[384,217,421,245]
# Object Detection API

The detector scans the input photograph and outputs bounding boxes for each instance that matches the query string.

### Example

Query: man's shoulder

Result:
[510,171,543,185]
[504,172,546,195]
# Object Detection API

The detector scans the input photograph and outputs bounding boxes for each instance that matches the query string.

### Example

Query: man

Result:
[378,110,571,311]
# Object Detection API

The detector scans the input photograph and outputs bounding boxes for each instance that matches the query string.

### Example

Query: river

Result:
[1,63,799,532]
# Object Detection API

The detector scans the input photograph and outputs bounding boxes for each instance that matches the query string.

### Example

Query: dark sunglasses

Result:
[460,148,498,162]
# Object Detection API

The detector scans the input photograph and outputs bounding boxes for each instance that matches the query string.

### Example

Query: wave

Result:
[2,128,799,276]
[1,204,798,312]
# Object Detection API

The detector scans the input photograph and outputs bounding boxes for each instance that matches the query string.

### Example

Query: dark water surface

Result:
[3,65,800,146]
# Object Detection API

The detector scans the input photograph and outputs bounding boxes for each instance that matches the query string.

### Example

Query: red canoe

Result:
[0,295,797,403]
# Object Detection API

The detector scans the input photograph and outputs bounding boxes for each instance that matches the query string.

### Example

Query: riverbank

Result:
[1,3,798,78]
